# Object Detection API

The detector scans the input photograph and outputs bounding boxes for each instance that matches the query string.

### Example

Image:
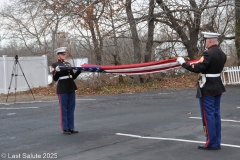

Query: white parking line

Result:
[0,103,14,105]
[76,99,96,101]
[158,93,170,94]
[116,133,240,148]
[0,107,39,110]
[0,99,96,105]
[7,113,16,115]
[41,99,97,103]
[1,101,44,105]
[189,117,240,123]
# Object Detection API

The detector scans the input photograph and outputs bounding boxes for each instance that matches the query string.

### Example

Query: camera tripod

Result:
[6,55,35,102]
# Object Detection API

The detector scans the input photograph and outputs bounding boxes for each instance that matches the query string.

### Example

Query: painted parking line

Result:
[0,107,39,110]
[189,117,240,123]
[76,99,96,101]
[116,133,240,148]
[0,101,44,105]
[40,99,97,102]
[158,93,170,95]
[0,99,96,105]
[7,113,16,115]
[0,103,14,105]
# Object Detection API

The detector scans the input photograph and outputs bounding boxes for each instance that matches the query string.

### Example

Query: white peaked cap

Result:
[202,32,221,39]
[54,47,67,54]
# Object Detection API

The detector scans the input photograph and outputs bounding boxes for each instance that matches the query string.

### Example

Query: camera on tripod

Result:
[14,55,19,64]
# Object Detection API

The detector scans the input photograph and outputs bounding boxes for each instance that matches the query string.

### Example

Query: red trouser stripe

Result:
[202,100,210,147]
[58,94,64,130]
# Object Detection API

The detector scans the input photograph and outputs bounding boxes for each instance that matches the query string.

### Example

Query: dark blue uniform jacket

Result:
[52,60,81,94]
[182,45,226,96]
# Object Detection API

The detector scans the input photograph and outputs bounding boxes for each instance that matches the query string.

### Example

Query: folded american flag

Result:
[70,58,199,75]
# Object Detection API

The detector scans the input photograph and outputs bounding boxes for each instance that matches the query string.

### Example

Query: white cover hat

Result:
[54,47,67,54]
[202,32,220,39]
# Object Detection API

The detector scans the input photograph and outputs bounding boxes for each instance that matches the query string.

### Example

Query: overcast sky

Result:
[0,0,10,7]
[1,0,9,3]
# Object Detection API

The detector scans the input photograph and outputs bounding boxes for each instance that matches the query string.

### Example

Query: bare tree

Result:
[0,0,236,66]
[0,0,54,56]
[155,0,232,59]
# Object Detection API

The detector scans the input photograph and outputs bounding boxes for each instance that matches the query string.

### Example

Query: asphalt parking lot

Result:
[0,86,240,160]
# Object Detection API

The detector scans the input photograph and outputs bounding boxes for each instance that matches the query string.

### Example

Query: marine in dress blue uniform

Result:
[52,47,81,135]
[177,32,226,150]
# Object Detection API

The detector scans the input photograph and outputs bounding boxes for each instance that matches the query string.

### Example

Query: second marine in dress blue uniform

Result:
[177,32,226,150]
[52,47,81,135]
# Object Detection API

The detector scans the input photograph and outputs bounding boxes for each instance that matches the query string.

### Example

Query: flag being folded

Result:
[70,58,199,75]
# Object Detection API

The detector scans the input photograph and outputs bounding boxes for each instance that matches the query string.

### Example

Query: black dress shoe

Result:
[198,146,221,150]
[63,130,71,135]
[70,129,78,133]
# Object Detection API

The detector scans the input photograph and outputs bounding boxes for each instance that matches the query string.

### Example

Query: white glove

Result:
[55,65,60,72]
[176,57,185,65]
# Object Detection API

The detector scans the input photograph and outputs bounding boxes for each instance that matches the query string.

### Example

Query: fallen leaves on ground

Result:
[0,74,199,103]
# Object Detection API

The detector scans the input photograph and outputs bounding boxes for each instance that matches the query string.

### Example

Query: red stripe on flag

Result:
[101,58,178,70]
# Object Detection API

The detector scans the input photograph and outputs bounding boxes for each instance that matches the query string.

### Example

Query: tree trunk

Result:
[187,29,199,59]
[88,20,101,65]
[95,22,103,65]
[126,0,141,83]
[109,3,123,83]
[235,0,240,65]
[126,0,141,63]
[143,0,155,82]
[145,0,155,63]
